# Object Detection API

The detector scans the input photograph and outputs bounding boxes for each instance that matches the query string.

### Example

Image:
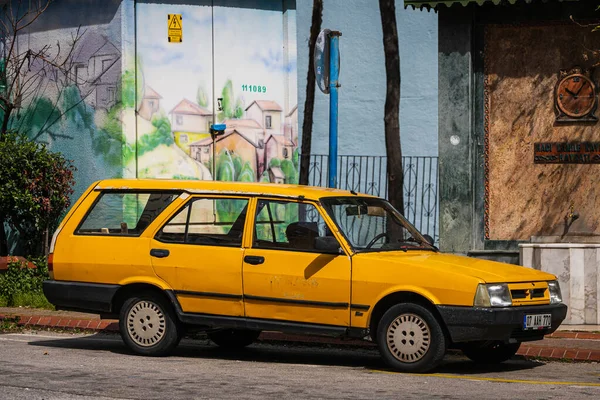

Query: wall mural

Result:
[10,0,297,204]
[8,1,125,201]
[133,2,298,185]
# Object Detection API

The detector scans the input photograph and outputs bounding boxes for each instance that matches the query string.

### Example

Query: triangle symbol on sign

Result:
[169,15,181,30]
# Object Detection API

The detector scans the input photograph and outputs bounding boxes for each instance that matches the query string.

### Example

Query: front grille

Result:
[508,282,550,306]
[511,288,546,299]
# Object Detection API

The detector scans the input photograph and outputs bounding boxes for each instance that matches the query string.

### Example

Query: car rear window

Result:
[77,191,180,236]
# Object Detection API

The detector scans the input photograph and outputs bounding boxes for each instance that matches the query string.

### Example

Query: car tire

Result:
[208,329,261,349]
[461,341,521,364]
[376,303,446,373]
[119,293,182,356]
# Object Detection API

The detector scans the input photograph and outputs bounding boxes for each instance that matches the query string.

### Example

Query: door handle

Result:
[244,255,265,265]
[150,248,170,258]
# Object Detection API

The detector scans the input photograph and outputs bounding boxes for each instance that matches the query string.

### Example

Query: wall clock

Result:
[555,67,598,123]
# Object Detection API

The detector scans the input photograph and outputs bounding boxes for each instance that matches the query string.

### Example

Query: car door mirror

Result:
[422,234,435,246]
[314,236,343,254]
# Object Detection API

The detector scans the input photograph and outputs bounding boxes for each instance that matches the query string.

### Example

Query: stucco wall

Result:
[296,0,438,157]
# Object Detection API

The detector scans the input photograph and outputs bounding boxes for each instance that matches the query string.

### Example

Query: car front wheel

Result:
[119,294,182,356]
[376,303,446,373]
[461,341,521,364]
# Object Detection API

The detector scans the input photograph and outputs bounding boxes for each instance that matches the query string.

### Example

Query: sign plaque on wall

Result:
[167,14,182,43]
[534,142,600,164]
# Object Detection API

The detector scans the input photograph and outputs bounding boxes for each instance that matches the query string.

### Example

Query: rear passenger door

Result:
[150,196,250,316]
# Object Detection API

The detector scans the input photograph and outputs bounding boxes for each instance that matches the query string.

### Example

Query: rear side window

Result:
[77,191,180,236]
[155,197,248,247]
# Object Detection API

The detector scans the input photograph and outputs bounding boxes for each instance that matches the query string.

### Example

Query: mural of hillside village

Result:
[133,3,299,185]
[9,1,298,202]
[137,88,298,183]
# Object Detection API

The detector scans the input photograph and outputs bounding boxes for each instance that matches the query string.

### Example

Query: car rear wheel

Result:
[208,329,261,349]
[119,294,181,356]
[461,341,521,364]
[376,303,446,373]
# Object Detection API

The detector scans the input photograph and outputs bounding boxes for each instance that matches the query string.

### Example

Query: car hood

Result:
[354,251,556,283]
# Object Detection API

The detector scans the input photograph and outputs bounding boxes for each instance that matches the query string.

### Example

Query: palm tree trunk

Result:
[378,0,404,215]
[299,0,323,186]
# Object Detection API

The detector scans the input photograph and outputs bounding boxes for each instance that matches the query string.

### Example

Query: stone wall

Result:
[521,241,600,325]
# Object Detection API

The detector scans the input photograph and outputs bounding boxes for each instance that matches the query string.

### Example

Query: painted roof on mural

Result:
[144,86,162,99]
[286,104,298,118]
[269,166,285,180]
[245,100,283,112]
[222,119,262,129]
[93,178,366,200]
[169,99,212,116]
[73,34,119,64]
[189,128,263,149]
[266,134,294,147]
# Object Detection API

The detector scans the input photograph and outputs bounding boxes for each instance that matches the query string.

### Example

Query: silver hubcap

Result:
[127,300,166,347]
[386,313,431,363]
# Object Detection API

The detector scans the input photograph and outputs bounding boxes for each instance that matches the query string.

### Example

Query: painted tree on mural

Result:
[379,0,404,215]
[0,0,84,255]
[217,79,244,121]
[299,0,323,186]
[0,2,86,139]
[197,85,209,108]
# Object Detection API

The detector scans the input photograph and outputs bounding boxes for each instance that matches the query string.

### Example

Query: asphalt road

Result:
[0,332,599,399]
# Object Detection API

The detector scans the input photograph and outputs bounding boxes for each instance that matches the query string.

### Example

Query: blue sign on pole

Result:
[313,29,341,188]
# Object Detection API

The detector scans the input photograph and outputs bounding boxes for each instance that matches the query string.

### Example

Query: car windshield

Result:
[321,197,435,253]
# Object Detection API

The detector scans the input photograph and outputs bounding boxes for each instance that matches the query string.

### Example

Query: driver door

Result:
[242,199,351,327]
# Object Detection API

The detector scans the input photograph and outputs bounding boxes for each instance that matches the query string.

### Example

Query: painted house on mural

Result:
[189,119,266,178]
[284,104,298,145]
[138,86,162,121]
[72,33,121,110]
[265,133,294,164]
[169,99,213,154]
[246,100,283,132]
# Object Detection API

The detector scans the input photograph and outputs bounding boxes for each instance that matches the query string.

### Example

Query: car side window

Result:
[253,199,336,253]
[156,197,248,247]
[77,191,179,236]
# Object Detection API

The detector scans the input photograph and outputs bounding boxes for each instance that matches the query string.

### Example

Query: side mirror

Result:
[314,236,343,254]
[422,234,435,246]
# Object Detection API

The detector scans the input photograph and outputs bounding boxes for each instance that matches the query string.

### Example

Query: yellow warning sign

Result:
[167,14,182,43]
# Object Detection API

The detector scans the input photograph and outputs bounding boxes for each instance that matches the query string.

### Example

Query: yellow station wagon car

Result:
[43,179,567,373]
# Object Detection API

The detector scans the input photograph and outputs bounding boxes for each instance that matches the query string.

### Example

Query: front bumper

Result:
[436,303,567,343]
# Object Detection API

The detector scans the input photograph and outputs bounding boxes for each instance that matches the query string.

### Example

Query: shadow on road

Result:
[27,333,544,375]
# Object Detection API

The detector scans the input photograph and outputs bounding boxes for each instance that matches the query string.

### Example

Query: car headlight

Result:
[473,283,512,307]
[547,280,562,304]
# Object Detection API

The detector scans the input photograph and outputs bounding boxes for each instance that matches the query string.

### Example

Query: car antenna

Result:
[350,190,357,195]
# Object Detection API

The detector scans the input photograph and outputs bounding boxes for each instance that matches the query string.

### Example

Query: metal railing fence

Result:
[302,154,439,244]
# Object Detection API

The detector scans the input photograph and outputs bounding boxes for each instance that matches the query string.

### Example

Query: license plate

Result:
[523,314,552,330]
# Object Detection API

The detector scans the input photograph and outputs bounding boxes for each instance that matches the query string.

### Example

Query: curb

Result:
[0,314,119,332]
[1,313,599,362]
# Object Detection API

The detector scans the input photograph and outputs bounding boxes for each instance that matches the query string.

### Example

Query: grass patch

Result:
[10,292,54,309]
[0,316,22,333]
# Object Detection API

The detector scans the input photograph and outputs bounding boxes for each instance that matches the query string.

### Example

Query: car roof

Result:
[94,179,377,201]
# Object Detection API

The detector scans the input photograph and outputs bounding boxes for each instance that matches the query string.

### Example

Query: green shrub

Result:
[0,258,52,308]
[0,131,76,255]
